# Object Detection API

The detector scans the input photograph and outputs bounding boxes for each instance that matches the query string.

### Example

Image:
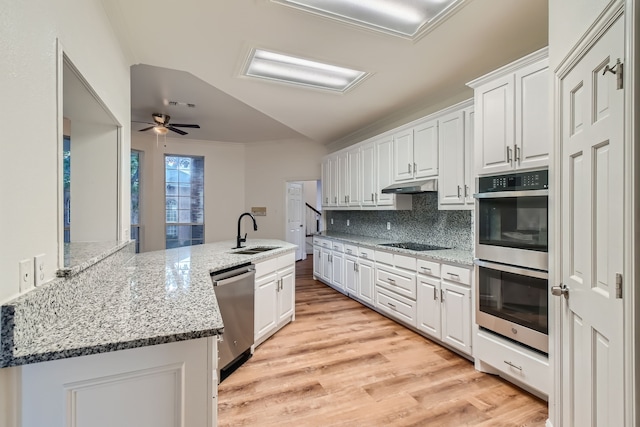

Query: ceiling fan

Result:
[137,113,200,135]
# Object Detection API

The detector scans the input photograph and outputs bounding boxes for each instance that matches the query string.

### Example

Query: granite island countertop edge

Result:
[1,240,297,368]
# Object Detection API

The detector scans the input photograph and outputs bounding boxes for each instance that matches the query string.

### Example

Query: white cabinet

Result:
[321,156,336,207]
[321,246,332,283]
[336,151,349,207]
[348,147,361,207]
[375,250,417,327]
[393,119,438,183]
[376,136,395,206]
[345,253,358,295]
[438,104,474,209]
[312,244,322,278]
[360,141,376,207]
[331,242,345,291]
[417,261,472,356]
[21,337,217,427]
[357,258,375,305]
[254,252,296,346]
[469,48,549,175]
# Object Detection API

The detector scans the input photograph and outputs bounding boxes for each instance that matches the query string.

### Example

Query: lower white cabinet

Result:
[357,258,375,305]
[254,252,296,346]
[312,245,322,278]
[345,254,358,295]
[375,286,417,328]
[20,337,217,427]
[417,263,472,356]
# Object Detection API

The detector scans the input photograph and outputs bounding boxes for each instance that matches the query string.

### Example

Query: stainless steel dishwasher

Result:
[211,262,255,382]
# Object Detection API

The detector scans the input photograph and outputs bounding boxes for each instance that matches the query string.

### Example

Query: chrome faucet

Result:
[236,212,258,248]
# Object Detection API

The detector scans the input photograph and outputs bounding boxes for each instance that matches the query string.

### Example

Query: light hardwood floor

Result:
[218,258,548,426]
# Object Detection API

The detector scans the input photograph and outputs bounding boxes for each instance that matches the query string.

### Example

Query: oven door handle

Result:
[473,189,549,199]
[474,259,548,280]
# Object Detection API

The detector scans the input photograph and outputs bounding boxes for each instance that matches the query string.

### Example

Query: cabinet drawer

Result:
[331,242,345,252]
[375,250,394,265]
[314,237,330,248]
[344,244,358,256]
[376,287,417,328]
[441,263,471,285]
[394,253,416,271]
[475,330,549,395]
[376,266,416,299]
[359,247,375,260]
[417,259,440,277]
[276,252,295,270]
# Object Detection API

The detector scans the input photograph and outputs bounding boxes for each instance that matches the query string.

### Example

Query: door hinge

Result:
[616,273,623,299]
[603,58,623,90]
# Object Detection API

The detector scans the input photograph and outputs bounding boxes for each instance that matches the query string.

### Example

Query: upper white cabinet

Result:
[336,151,349,207]
[348,147,361,207]
[375,136,396,207]
[393,120,438,183]
[469,47,549,175]
[360,141,376,207]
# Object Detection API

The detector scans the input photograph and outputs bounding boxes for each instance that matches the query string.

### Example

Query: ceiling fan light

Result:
[154,126,169,135]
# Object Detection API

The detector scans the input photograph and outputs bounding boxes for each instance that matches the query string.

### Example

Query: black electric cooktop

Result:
[378,242,450,251]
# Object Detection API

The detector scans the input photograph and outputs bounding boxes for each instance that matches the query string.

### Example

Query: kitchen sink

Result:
[231,246,280,255]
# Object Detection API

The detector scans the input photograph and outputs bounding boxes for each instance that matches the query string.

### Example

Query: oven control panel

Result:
[478,170,548,192]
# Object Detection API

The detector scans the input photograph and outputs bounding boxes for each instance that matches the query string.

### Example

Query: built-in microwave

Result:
[474,170,549,271]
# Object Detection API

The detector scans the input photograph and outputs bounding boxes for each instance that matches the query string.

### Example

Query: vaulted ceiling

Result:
[103,0,548,144]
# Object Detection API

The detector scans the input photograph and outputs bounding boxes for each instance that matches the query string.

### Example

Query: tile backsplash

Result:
[325,193,473,250]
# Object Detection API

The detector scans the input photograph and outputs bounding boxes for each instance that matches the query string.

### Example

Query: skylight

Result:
[244,49,368,92]
[272,0,464,39]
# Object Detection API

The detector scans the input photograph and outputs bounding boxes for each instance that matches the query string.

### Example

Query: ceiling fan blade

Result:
[167,126,188,135]
[138,126,156,132]
[170,124,200,128]
[132,120,155,124]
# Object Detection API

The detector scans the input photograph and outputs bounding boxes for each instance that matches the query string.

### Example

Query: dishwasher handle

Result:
[212,270,255,287]
[211,264,255,285]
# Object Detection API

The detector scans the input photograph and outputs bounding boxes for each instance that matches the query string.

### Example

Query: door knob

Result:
[551,284,569,298]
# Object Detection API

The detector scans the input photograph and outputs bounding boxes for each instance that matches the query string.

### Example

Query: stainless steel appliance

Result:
[474,170,549,353]
[475,170,548,271]
[211,263,256,382]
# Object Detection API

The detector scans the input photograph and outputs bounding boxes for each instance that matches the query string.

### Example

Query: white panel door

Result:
[360,141,376,207]
[321,247,332,283]
[348,148,361,206]
[376,136,394,206]
[345,255,358,295]
[312,246,321,278]
[463,107,475,204]
[286,182,304,261]
[437,110,465,207]
[441,281,471,355]
[358,258,375,305]
[413,119,438,178]
[321,158,331,206]
[255,272,278,340]
[559,14,624,427]
[393,129,414,182]
[277,267,295,324]
[417,276,441,339]
[336,151,349,207]
[475,74,515,175]
[515,59,550,170]
[332,252,344,290]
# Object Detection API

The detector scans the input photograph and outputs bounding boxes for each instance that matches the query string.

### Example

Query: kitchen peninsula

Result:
[0,239,296,427]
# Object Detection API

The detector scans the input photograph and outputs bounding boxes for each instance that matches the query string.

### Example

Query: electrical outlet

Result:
[387,222,391,230]
[331,218,334,224]
[347,219,350,226]
[34,254,45,286]
[19,259,34,292]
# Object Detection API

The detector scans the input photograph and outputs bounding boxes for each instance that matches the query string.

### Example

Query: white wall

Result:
[548,0,612,70]
[244,139,327,240]
[0,0,131,425]
[131,134,246,252]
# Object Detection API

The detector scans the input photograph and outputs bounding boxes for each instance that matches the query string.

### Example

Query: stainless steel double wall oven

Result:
[474,170,549,353]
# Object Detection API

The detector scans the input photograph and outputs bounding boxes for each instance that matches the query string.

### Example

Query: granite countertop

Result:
[315,231,474,266]
[0,239,296,368]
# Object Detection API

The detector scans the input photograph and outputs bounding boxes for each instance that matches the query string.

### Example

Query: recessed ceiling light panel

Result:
[244,49,368,92]
[272,0,463,38]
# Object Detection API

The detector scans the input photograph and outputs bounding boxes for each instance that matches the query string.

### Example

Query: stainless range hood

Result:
[381,178,438,194]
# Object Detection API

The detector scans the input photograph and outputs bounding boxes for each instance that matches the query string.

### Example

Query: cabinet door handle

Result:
[421,266,431,273]
[375,193,378,202]
[447,272,460,280]
[464,185,469,198]
[457,185,461,198]
[507,146,513,163]
[387,302,396,308]
[515,145,521,163]
[413,162,417,174]
[387,278,396,284]
[360,253,368,258]
[408,163,412,173]
[371,193,374,202]
[433,287,438,301]
[346,249,352,254]
[504,360,523,371]
[334,196,337,204]
[440,289,445,302]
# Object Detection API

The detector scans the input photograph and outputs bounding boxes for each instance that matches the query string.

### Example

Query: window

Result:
[165,155,204,249]
[131,150,141,253]
[63,136,71,243]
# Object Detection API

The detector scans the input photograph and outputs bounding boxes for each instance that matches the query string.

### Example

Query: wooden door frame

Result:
[551,2,637,426]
